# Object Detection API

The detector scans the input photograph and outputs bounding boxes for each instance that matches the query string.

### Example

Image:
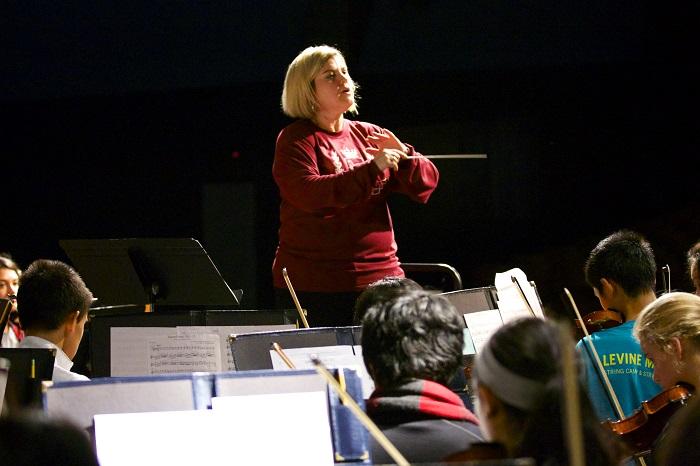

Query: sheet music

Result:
[269,345,375,398]
[111,325,296,375]
[95,399,334,466]
[111,327,176,376]
[147,334,221,374]
[463,309,504,353]
[178,325,295,371]
[270,345,356,370]
[211,391,333,465]
[494,267,545,322]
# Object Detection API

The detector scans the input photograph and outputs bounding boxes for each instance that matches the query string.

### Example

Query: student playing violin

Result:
[634,291,700,463]
[577,231,662,421]
[474,317,624,466]
[634,291,700,392]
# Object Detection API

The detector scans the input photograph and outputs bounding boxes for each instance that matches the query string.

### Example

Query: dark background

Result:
[2,1,698,316]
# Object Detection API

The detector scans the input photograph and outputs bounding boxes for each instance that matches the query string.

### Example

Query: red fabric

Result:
[272,119,439,292]
[9,321,24,341]
[367,379,479,425]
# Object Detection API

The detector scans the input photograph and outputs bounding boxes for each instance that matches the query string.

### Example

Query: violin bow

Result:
[564,288,648,466]
[0,298,13,348]
[661,265,671,294]
[511,276,536,317]
[282,267,310,328]
[271,342,296,369]
[311,358,410,466]
[558,321,585,466]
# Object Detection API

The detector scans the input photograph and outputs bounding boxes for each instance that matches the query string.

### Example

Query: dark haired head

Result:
[0,254,21,275]
[476,318,622,466]
[585,230,656,297]
[361,289,463,389]
[17,260,93,331]
[0,414,99,466]
[353,276,422,324]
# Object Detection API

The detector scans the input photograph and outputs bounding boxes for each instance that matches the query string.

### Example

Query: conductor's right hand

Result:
[368,148,406,172]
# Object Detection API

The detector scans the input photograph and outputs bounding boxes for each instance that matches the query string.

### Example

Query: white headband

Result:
[474,342,547,411]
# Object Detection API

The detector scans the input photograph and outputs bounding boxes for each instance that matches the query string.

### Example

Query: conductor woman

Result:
[272,45,439,327]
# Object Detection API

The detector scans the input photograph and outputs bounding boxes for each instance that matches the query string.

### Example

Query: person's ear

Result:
[63,310,80,334]
[669,337,684,362]
[599,278,615,296]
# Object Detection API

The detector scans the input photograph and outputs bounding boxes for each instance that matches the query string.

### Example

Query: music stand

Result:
[60,238,241,311]
[0,347,56,413]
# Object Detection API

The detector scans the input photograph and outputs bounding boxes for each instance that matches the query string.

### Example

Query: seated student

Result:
[352,276,422,324]
[474,317,623,466]
[634,291,700,391]
[0,254,23,348]
[361,290,482,464]
[0,414,99,466]
[17,260,93,382]
[634,292,700,461]
[577,230,662,421]
[687,241,700,296]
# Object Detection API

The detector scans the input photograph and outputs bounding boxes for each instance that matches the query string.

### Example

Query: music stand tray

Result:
[60,238,241,310]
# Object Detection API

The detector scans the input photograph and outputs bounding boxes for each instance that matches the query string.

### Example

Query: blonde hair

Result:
[634,292,700,351]
[281,45,358,119]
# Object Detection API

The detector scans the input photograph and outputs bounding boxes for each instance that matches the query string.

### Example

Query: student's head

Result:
[0,254,21,300]
[584,230,656,307]
[0,414,99,466]
[474,317,621,465]
[353,276,422,324]
[687,241,700,296]
[361,290,463,389]
[281,45,358,119]
[17,260,93,358]
[634,292,700,390]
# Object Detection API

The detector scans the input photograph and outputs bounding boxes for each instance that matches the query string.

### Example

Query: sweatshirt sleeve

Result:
[272,129,386,213]
[390,144,440,203]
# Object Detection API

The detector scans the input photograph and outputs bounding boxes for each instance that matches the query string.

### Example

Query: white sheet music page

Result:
[494,268,545,322]
[212,391,334,465]
[147,333,221,375]
[463,309,504,353]
[177,325,295,371]
[111,327,176,376]
[95,400,334,466]
[269,345,356,370]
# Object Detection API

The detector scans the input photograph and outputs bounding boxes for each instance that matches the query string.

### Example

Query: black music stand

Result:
[60,238,242,311]
[0,347,56,413]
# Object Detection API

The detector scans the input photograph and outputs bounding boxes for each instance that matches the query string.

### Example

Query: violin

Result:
[574,309,624,339]
[604,383,694,456]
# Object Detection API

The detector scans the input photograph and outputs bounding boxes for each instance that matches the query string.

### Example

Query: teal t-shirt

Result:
[576,320,662,421]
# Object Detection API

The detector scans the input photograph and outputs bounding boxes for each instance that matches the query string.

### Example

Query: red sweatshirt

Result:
[272,119,439,292]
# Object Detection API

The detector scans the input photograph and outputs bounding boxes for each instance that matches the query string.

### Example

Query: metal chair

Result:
[401,262,463,292]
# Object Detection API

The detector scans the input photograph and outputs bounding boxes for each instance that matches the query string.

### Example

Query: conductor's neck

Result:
[312,112,344,133]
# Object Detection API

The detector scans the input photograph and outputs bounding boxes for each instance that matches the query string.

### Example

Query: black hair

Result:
[352,276,422,324]
[361,289,463,389]
[17,260,93,331]
[0,414,99,466]
[584,230,656,297]
[484,318,623,466]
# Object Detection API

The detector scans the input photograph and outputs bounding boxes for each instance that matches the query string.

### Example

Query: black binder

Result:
[59,238,241,309]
